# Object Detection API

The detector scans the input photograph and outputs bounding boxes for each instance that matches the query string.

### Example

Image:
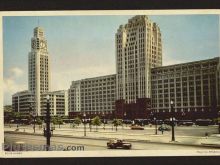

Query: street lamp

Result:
[218,111,220,134]
[124,112,127,127]
[83,112,86,136]
[45,94,51,151]
[181,111,185,120]
[102,112,105,130]
[170,100,175,141]
[89,118,92,132]
[154,117,158,135]
[29,103,36,133]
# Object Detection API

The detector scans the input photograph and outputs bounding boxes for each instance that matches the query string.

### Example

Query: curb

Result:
[201,143,220,148]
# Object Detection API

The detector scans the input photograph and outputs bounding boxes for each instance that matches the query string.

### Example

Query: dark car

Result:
[130,125,144,130]
[107,139,132,149]
[158,124,171,131]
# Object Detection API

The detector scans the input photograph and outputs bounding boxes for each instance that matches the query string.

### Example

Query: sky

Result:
[3,15,219,105]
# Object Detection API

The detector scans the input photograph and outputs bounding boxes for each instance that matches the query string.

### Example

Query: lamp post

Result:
[29,102,36,133]
[171,100,175,141]
[181,111,185,120]
[89,118,92,132]
[124,112,127,127]
[102,112,105,130]
[218,111,220,134]
[33,113,36,133]
[154,117,158,135]
[83,112,86,136]
[30,103,36,133]
[58,115,61,128]
[46,95,51,151]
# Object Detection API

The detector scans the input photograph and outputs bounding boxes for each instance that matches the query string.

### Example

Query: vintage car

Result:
[130,125,144,130]
[158,124,171,131]
[107,139,132,149]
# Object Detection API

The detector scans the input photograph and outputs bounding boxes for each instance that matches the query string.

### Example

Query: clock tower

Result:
[28,27,51,116]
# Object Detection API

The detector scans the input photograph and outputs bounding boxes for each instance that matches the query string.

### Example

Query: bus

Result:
[134,119,151,126]
[63,119,75,124]
[195,119,212,126]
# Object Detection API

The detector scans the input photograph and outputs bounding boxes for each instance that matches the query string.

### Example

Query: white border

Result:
[1,10,220,158]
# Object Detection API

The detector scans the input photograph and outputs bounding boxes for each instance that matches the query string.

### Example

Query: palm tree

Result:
[92,116,101,131]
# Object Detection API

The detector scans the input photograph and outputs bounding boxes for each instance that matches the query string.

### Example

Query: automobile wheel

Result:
[110,145,115,149]
[123,146,131,149]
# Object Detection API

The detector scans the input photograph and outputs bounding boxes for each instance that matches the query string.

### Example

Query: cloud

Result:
[10,67,24,78]
[3,78,26,93]
[4,67,26,105]
[163,54,185,66]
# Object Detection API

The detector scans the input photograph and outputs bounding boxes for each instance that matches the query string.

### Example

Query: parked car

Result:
[107,139,132,149]
[130,125,144,130]
[158,124,171,131]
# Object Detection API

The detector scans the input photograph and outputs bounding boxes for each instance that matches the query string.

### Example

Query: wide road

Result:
[117,125,219,137]
[4,132,217,151]
[6,124,219,137]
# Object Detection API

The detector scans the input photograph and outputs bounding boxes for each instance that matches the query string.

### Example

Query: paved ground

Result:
[5,123,219,137]
[4,124,220,150]
[4,133,217,151]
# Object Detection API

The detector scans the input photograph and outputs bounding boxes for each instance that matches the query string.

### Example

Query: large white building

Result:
[12,90,35,116]
[28,27,51,116]
[116,15,162,103]
[12,27,68,116]
[41,90,68,116]
[69,74,116,117]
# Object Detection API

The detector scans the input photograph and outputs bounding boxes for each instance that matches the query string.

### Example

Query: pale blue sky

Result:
[3,15,219,105]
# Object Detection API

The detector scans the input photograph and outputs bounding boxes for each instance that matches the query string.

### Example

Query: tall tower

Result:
[28,27,51,115]
[116,15,162,104]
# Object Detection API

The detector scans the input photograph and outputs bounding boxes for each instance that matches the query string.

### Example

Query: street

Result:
[4,132,217,151]
[5,123,219,137]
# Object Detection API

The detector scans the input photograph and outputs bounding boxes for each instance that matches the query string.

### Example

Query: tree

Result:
[36,117,43,127]
[13,112,21,128]
[51,116,58,129]
[57,116,63,128]
[73,117,82,127]
[112,119,122,131]
[92,116,101,131]
[4,105,13,123]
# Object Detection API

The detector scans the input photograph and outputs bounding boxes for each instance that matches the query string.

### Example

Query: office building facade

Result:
[12,90,35,116]
[151,57,220,120]
[41,90,68,116]
[69,74,116,118]
[115,15,162,118]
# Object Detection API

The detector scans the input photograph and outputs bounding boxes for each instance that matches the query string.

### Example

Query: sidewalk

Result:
[4,126,220,148]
